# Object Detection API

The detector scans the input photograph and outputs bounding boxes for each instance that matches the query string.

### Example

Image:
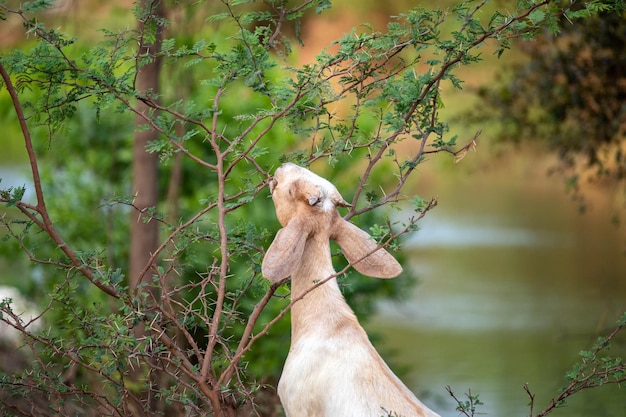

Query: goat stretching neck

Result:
[262,163,440,417]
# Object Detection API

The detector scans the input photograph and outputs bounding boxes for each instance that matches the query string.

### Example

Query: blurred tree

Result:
[471,8,626,212]
[130,0,165,292]
[129,3,166,409]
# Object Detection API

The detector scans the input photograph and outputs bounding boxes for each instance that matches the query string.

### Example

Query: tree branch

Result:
[0,59,119,298]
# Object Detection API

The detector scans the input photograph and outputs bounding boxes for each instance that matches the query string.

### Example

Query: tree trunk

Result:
[129,2,166,415]
[130,0,165,292]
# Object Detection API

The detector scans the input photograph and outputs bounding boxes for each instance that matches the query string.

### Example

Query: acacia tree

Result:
[0,1,625,416]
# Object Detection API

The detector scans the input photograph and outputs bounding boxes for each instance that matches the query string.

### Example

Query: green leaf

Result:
[161,38,176,54]
[410,195,428,212]
[206,12,230,22]
[528,9,545,25]
[315,0,332,14]
[22,0,55,12]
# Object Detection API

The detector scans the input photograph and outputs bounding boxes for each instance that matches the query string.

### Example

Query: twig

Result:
[524,383,535,417]
[0,59,118,298]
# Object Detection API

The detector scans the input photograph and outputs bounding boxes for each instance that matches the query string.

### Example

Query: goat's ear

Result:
[333,218,403,279]
[262,216,310,283]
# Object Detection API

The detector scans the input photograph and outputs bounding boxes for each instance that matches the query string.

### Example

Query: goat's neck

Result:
[289,235,358,342]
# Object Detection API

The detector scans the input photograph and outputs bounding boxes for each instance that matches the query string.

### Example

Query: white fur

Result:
[262,163,440,417]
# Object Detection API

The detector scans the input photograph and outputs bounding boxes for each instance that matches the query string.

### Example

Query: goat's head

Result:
[262,163,403,282]
[269,162,350,228]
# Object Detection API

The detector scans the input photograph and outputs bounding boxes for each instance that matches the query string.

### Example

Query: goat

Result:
[262,163,440,417]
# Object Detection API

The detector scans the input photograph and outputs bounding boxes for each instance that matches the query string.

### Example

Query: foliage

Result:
[469,6,626,211]
[446,387,484,417]
[0,0,625,416]
[527,312,626,417]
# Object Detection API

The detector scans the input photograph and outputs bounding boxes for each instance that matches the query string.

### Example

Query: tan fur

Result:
[262,163,440,417]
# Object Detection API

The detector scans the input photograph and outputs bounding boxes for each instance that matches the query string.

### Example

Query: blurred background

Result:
[1,1,625,416]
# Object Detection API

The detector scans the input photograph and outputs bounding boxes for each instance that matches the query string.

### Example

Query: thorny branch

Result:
[528,320,626,417]
[446,386,483,417]
[0,60,119,298]
[307,0,555,221]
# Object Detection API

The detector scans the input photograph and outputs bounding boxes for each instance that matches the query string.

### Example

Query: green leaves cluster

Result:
[564,313,626,390]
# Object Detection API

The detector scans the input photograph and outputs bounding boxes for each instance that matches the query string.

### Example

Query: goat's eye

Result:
[308,196,321,206]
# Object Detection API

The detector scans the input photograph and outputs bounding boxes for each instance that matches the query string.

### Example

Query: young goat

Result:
[262,163,440,417]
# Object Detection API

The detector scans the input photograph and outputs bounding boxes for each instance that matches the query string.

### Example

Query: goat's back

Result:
[278,321,438,417]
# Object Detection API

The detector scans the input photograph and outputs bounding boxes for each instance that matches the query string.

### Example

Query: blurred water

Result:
[0,166,33,202]
[366,156,626,417]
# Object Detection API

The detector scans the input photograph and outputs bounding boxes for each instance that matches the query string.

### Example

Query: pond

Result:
[366,152,626,417]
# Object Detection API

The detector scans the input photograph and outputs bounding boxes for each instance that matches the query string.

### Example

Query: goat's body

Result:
[278,236,438,417]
